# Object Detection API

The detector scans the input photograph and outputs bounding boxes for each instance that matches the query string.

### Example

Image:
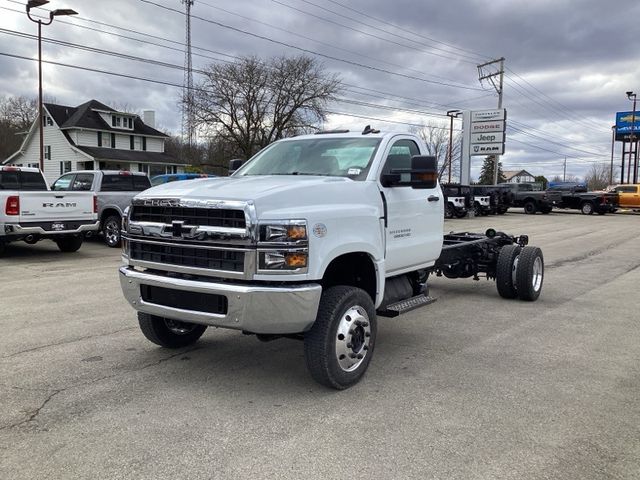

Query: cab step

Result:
[377,294,437,318]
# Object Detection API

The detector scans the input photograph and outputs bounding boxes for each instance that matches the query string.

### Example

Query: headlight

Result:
[259,221,307,244]
[259,250,308,271]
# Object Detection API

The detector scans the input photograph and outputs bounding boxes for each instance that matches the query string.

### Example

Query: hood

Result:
[135,175,381,218]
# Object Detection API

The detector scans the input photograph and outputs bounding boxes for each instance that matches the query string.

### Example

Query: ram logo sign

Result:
[42,202,77,208]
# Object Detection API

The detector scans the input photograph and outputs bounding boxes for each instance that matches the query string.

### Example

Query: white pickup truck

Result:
[0,166,99,255]
[119,129,544,389]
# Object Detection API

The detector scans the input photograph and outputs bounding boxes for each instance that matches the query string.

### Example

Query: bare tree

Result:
[584,163,610,190]
[0,95,37,161]
[415,122,461,182]
[188,55,341,159]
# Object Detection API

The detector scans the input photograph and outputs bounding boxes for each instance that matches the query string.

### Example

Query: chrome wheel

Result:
[335,305,371,372]
[532,256,543,292]
[104,217,121,247]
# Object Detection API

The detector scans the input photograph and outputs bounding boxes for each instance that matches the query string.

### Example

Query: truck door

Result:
[378,138,443,274]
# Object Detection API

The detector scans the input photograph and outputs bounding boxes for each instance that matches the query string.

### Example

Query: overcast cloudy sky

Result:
[1,0,639,180]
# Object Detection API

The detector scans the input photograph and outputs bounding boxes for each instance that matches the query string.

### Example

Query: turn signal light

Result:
[287,225,307,240]
[5,196,19,215]
[93,195,98,214]
[285,252,307,268]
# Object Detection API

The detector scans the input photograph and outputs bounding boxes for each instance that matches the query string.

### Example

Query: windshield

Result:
[235,137,381,180]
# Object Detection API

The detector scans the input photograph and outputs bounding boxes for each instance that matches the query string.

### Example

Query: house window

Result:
[130,135,134,150]
[128,118,133,129]
[112,115,116,127]
[142,137,147,151]
[97,131,102,147]
[116,117,121,127]
[42,115,53,127]
[27,163,39,168]
[111,133,116,148]
[59,161,72,174]
[44,145,51,160]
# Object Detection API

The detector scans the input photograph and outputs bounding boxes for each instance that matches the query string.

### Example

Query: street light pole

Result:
[446,110,461,184]
[610,125,616,185]
[26,1,77,173]
[627,91,638,184]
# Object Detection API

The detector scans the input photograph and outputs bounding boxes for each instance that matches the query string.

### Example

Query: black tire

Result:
[497,207,508,215]
[103,214,122,248]
[580,202,594,215]
[473,203,482,217]
[55,236,83,252]
[445,203,454,219]
[523,201,537,215]
[541,207,552,214]
[496,244,521,299]
[515,246,544,301]
[304,286,376,390]
[137,312,207,348]
[455,210,468,218]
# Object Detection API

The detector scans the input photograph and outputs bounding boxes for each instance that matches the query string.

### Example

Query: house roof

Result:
[75,146,186,165]
[44,100,168,137]
[503,169,534,181]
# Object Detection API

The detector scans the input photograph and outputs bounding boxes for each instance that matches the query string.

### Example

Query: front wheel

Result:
[138,312,207,348]
[55,235,83,252]
[515,247,544,301]
[103,215,122,248]
[304,286,376,390]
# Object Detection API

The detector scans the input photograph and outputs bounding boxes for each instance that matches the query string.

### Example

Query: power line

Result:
[278,0,482,64]
[135,0,485,91]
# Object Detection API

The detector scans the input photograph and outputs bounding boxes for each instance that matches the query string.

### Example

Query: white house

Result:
[503,169,536,184]
[3,99,186,184]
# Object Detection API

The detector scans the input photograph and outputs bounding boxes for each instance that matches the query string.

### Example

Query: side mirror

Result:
[410,155,437,189]
[380,155,438,189]
[228,158,244,175]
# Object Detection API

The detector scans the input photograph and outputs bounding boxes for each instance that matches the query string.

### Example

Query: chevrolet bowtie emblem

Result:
[171,221,185,237]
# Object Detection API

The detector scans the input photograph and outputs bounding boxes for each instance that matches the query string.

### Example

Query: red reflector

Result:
[93,195,98,214]
[2,166,18,172]
[6,196,19,215]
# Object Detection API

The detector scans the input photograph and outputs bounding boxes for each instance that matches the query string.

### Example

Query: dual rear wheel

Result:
[496,245,544,301]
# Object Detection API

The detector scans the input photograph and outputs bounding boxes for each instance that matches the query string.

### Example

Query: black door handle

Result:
[427,195,440,202]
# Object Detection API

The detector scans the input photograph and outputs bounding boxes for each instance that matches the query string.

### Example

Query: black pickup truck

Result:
[499,183,561,214]
[547,184,619,215]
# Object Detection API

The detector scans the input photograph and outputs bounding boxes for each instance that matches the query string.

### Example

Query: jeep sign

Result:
[470,132,504,144]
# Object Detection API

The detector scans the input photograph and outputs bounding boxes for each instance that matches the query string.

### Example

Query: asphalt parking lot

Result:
[1,210,639,479]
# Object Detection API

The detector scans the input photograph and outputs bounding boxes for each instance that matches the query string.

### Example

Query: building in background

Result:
[502,169,535,184]
[3,99,186,184]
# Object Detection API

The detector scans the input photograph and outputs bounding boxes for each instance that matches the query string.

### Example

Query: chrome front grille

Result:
[130,205,246,229]
[125,198,257,279]
[130,241,245,272]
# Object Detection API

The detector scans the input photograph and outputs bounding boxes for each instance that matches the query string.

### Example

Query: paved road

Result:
[1,211,639,479]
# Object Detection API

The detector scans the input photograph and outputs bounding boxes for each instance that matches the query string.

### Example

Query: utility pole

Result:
[563,157,567,181]
[181,0,195,149]
[610,125,615,185]
[477,57,505,184]
[446,110,461,183]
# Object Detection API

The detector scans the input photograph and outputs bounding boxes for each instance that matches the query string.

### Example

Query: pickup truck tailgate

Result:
[18,191,96,222]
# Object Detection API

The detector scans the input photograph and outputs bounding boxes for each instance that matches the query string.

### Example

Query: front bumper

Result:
[119,266,322,334]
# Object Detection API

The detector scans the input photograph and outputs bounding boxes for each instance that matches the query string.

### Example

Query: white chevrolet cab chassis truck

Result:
[119,129,544,389]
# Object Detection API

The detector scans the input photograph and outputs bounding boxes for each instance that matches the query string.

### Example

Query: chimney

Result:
[142,110,155,128]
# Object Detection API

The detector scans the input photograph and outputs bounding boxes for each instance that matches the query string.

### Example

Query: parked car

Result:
[0,166,98,255]
[548,183,619,215]
[442,183,472,218]
[608,184,640,211]
[470,186,492,216]
[151,173,216,186]
[471,185,513,215]
[51,170,151,247]
[499,183,561,214]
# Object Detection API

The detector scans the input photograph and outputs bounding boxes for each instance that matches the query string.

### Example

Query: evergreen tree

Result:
[478,156,505,184]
